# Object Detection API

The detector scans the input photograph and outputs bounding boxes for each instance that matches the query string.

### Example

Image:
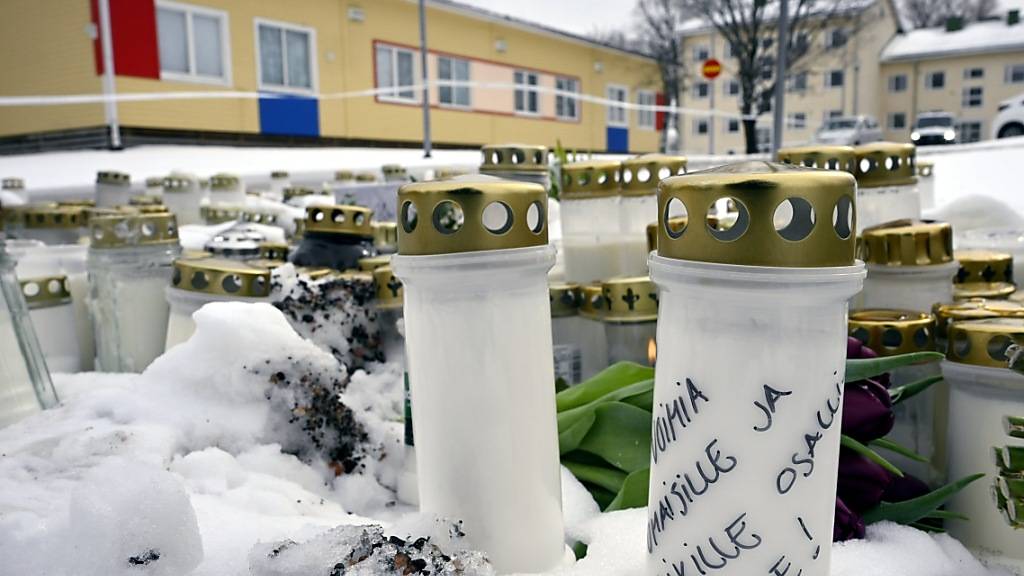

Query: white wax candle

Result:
[95,181,132,208]
[856,185,921,232]
[91,267,173,373]
[552,314,584,385]
[28,302,81,373]
[860,262,958,311]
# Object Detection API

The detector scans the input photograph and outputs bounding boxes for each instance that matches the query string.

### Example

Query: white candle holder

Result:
[943,318,1024,570]
[601,276,658,367]
[559,160,624,284]
[859,219,958,311]
[88,212,181,372]
[620,155,687,278]
[144,176,164,198]
[18,275,82,374]
[165,258,271,349]
[0,240,57,428]
[267,171,290,202]
[208,173,246,206]
[550,282,583,385]
[391,175,564,573]
[648,162,864,576]
[577,283,610,381]
[2,177,28,203]
[161,173,205,226]
[479,144,551,190]
[853,142,921,232]
[382,164,410,183]
[95,170,132,208]
[20,205,88,245]
[917,161,936,210]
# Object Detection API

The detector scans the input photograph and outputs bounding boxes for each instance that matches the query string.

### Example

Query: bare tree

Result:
[633,0,691,153]
[901,0,998,28]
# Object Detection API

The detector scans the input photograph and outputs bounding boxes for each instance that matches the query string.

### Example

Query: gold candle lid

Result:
[145,176,164,188]
[3,177,25,190]
[621,153,688,197]
[355,172,377,182]
[334,170,354,181]
[129,194,163,206]
[271,170,289,179]
[561,160,621,198]
[358,255,391,271]
[372,221,398,248]
[89,212,179,248]
[776,145,856,173]
[601,276,658,323]
[854,142,917,188]
[946,317,1024,369]
[382,164,407,176]
[131,204,170,215]
[19,275,71,309]
[480,143,549,174]
[578,284,605,319]
[955,250,1014,284]
[163,173,198,192]
[657,161,857,267]
[955,282,1016,300]
[859,219,954,267]
[397,175,548,255]
[240,210,280,226]
[96,170,130,186]
[201,205,241,224]
[305,204,374,237]
[57,199,96,208]
[550,282,580,317]
[434,167,468,180]
[848,309,935,356]
[933,298,1024,340]
[917,161,934,178]
[374,265,403,309]
[283,186,323,202]
[248,258,286,271]
[209,173,240,191]
[258,242,289,261]
[22,205,87,229]
[172,257,271,298]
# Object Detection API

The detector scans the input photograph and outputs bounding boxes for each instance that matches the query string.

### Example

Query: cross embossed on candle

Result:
[956,267,971,283]
[387,276,403,298]
[621,287,640,310]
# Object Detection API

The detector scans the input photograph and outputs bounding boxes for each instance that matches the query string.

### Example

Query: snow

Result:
[881,18,1024,62]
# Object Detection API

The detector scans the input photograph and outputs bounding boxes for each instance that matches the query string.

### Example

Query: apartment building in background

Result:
[0,0,663,154]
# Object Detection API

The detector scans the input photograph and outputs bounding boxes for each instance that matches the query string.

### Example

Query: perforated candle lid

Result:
[372,221,398,248]
[19,275,71,309]
[480,144,549,173]
[271,171,289,179]
[854,142,917,188]
[358,255,391,271]
[946,317,1024,369]
[57,199,96,208]
[578,284,605,319]
[240,210,279,226]
[933,298,1024,339]
[305,204,374,237]
[550,282,580,317]
[355,172,377,182]
[621,154,687,196]
[3,177,25,190]
[560,160,621,198]
[335,170,354,181]
[96,171,130,186]
[859,219,954,267]
[955,250,1013,284]
[209,173,240,190]
[397,175,547,255]
[201,205,241,224]
[656,161,856,267]
[163,173,198,192]
[917,161,934,178]
[283,186,321,202]
[382,164,407,176]
[90,212,179,248]
[848,309,935,356]
[259,242,289,261]
[129,194,163,206]
[954,282,1016,300]
[172,257,271,298]
[22,205,87,229]
[776,145,856,173]
[601,277,658,323]
[145,176,164,188]
[374,266,403,309]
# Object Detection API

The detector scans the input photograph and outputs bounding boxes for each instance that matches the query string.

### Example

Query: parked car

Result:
[911,112,957,145]
[992,92,1024,139]
[812,115,883,145]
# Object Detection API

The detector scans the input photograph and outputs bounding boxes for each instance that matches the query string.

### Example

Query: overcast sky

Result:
[457,0,639,36]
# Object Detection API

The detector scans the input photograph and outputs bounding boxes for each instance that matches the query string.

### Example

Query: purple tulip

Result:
[837,450,893,513]
[833,497,866,542]
[882,472,930,503]
[842,377,895,442]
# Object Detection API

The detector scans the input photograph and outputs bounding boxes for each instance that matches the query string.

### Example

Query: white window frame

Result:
[375,43,419,103]
[254,18,317,95]
[692,81,709,99]
[957,120,983,143]
[786,71,807,93]
[726,78,740,96]
[962,85,983,108]
[786,112,806,130]
[693,118,709,136]
[887,112,906,129]
[888,74,907,93]
[606,84,628,127]
[514,70,540,116]
[693,45,710,62]
[1005,64,1024,84]
[824,69,844,89]
[825,28,847,49]
[924,70,945,90]
[726,118,740,133]
[963,67,984,80]
[437,55,471,109]
[555,76,580,121]
[156,1,232,86]
[637,90,656,130]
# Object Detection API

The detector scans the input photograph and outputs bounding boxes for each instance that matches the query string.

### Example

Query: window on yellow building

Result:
[693,119,709,135]
[257,20,314,92]
[964,67,984,80]
[1005,64,1024,84]
[925,71,945,90]
[692,82,709,99]
[376,44,418,102]
[606,85,628,126]
[961,86,983,108]
[824,69,844,89]
[157,1,230,84]
[786,112,806,130]
[556,77,580,120]
[515,71,540,114]
[888,113,906,129]
[727,118,740,133]
[438,57,470,108]
[786,72,807,93]
[725,79,740,96]
[888,74,907,93]
[637,90,656,129]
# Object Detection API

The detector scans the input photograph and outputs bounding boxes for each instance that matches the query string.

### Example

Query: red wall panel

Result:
[656,92,666,131]
[91,0,160,79]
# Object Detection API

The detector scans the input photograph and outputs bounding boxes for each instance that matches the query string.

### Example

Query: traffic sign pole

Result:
[702,58,721,157]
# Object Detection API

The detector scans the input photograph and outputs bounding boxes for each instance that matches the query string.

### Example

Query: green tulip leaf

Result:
[606,467,650,512]
[845,352,944,383]
[890,375,944,405]
[587,484,616,510]
[842,434,904,477]
[563,460,627,494]
[578,402,653,473]
[556,362,654,412]
[871,437,930,463]
[622,388,654,411]
[559,410,596,454]
[863,473,985,525]
[909,521,945,533]
[557,379,653,432]
[925,510,970,521]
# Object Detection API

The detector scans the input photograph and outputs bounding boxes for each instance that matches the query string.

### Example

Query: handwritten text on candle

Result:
[656,513,762,576]
[652,378,710,465]
[776,378,843,495]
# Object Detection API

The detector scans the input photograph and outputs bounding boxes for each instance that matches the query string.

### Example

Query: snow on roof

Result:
[881,17,1024,62]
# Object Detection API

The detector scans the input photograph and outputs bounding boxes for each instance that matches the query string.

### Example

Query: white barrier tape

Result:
[0,80,770,124]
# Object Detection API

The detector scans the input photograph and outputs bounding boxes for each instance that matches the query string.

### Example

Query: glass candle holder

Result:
[290,205,377,271]
[620,154,687,278]
[372,221,398,255]
[577,283,610,380]
[381,163,409,183]
[859,219,958,311]
[391,175,564,573]
[208,173,246,206]
[88,212,181,373]
[161,173,205,226]
[94,170,132,208]
[165,258,271,349]
[19,275,82,374]
[853,142,921,232]
[943,318,1024,570]
[479,144,551,190]
[550,282,583,386]
[848,309,944,484]
[917,161,936,210]
[0,240,58,428]
[648,162,864,576]
[601,276,658,366]
[559,160,624,284]
[20,205,88,245]
[2,177,29,203]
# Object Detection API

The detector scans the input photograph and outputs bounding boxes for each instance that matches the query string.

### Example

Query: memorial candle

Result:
[953,250,1016,301]
[859,219,958,311]
[620,154,687,277]
[601,276,658,366]
[95,171,132,208]
[479,143,551,189]
[559,160,624,284]
[289,205,377,271]
[208,173,246,206]
[161,173,205,226]
[550,282,583,386]
[853,142,922,232]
